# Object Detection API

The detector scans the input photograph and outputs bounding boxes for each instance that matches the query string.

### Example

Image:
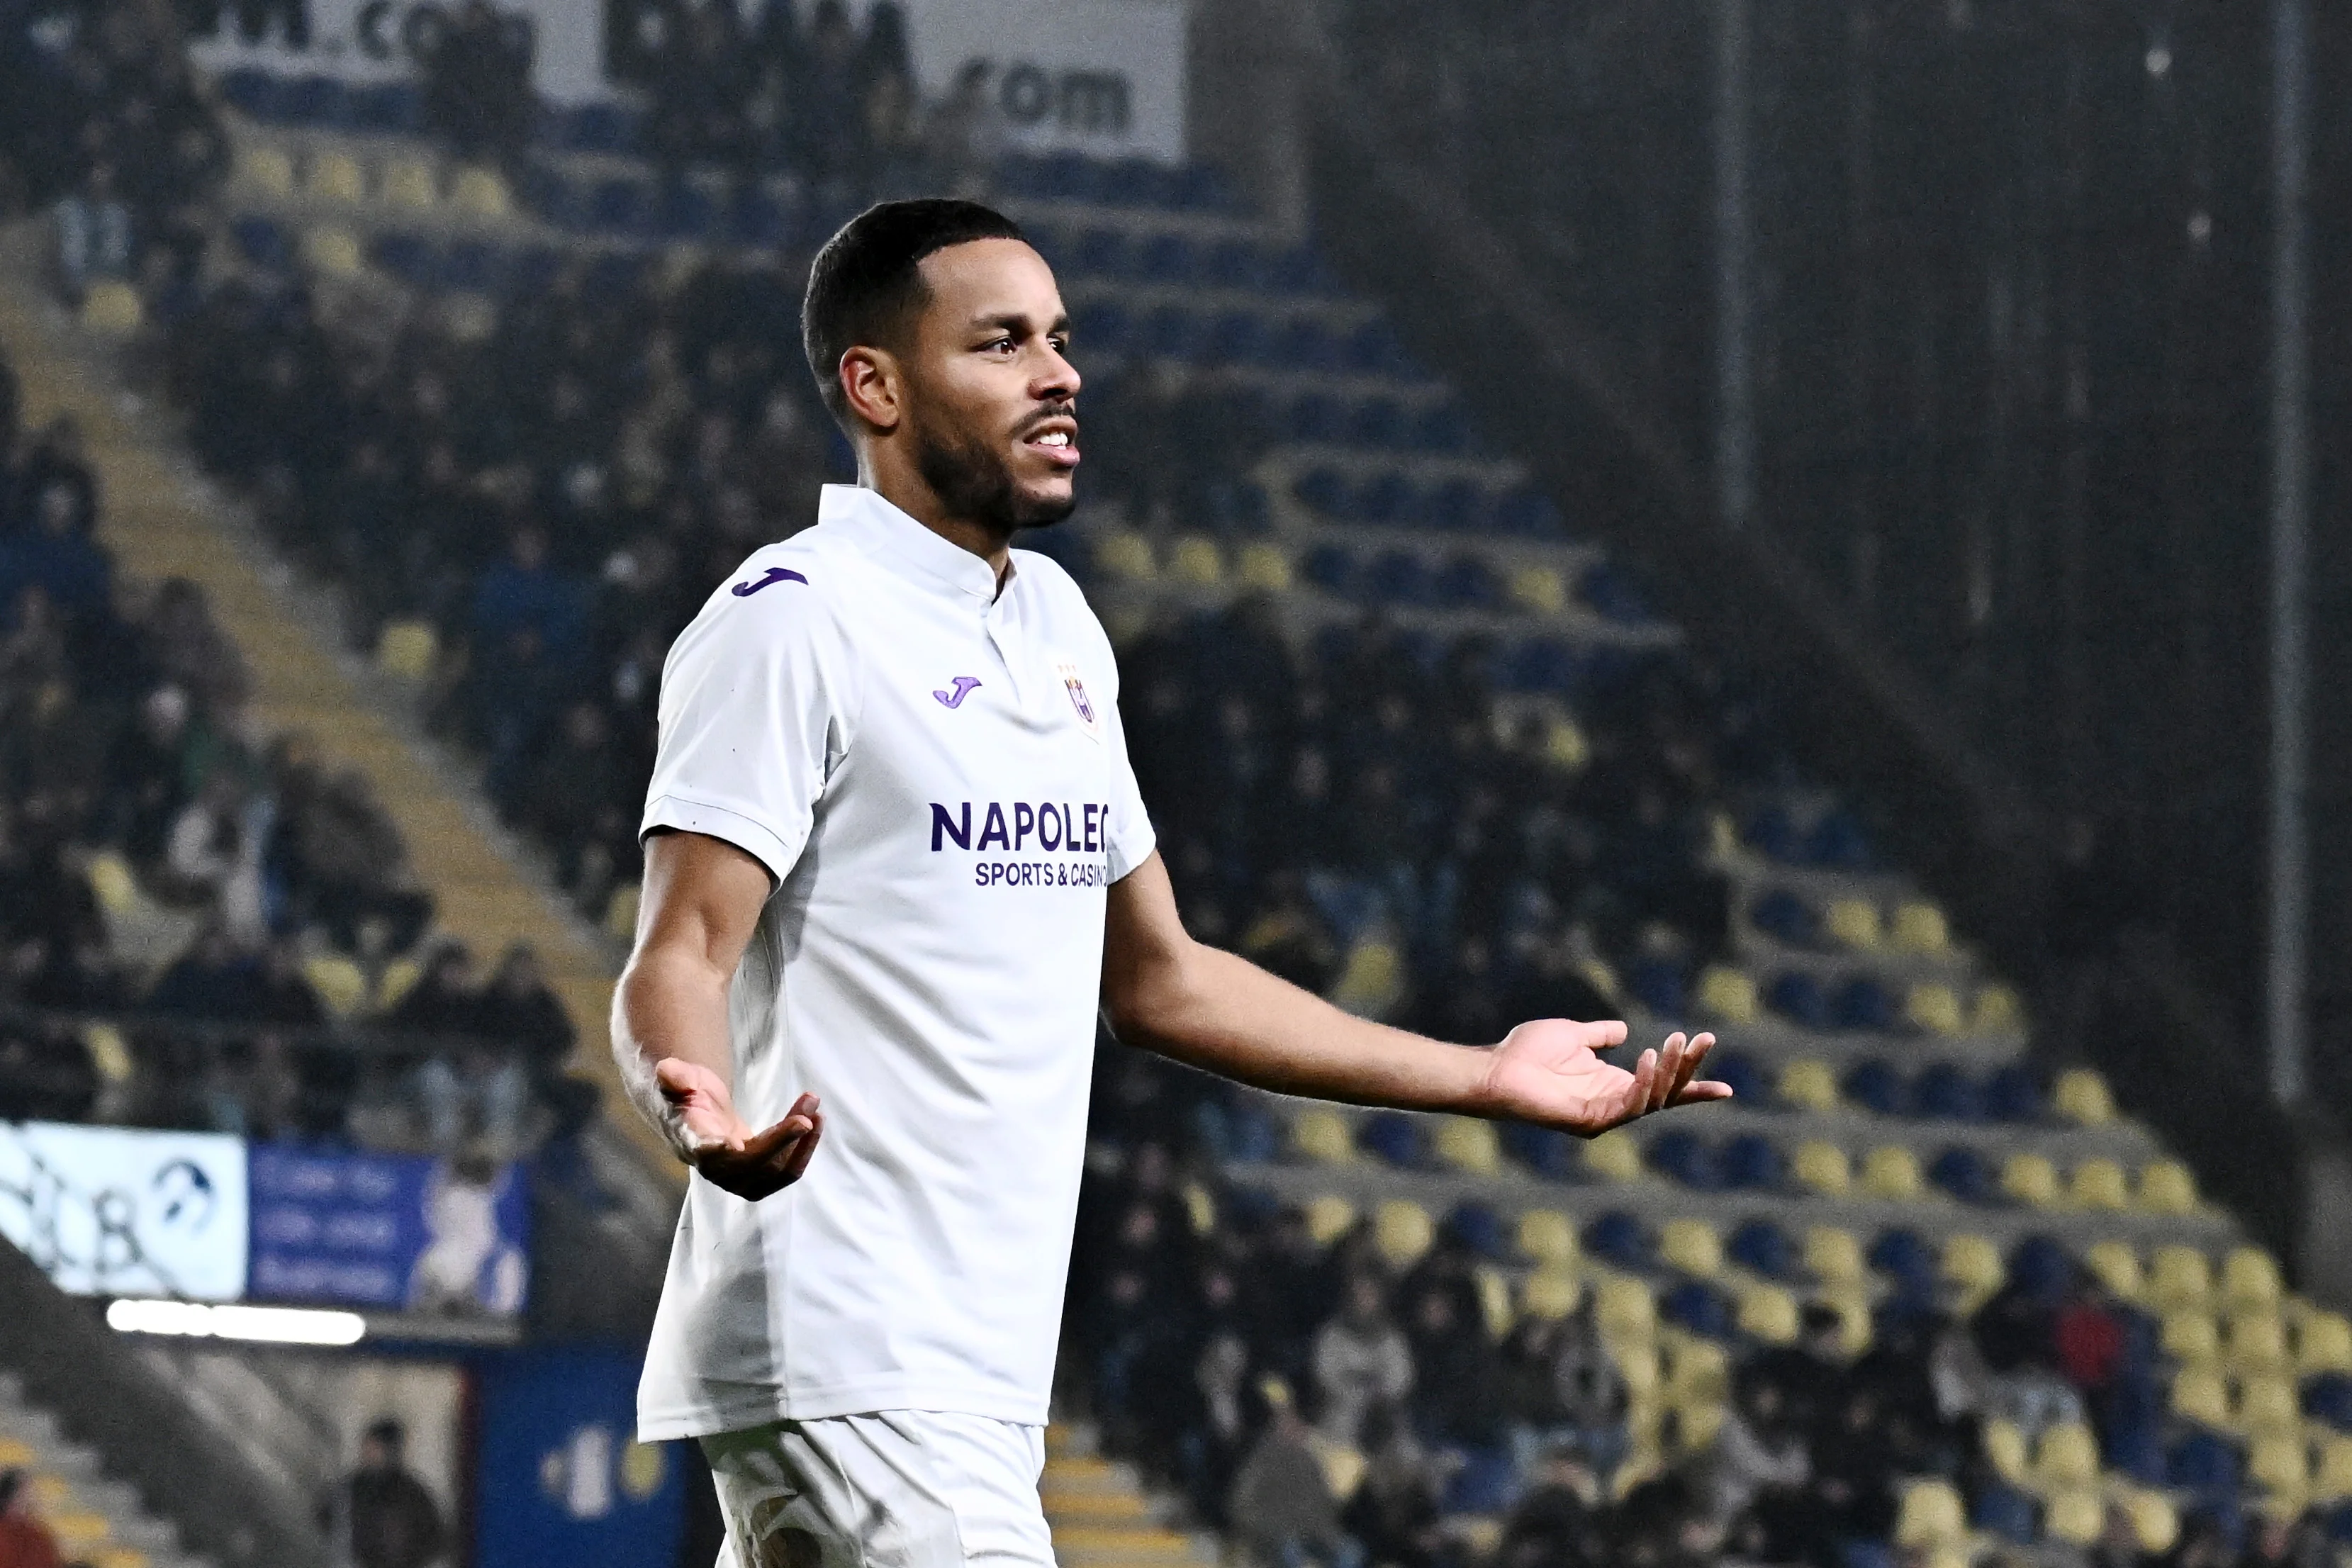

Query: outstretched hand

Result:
[654,1058,824,1200]
[1476,1018,1730,1137]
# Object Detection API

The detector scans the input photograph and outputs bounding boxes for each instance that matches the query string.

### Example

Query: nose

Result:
[1035,340,1080,401]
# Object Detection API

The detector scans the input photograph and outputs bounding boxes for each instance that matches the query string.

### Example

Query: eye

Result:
[982,335,1017,355]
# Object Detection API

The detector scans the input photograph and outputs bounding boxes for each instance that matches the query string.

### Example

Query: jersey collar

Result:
[818,484,1012,605]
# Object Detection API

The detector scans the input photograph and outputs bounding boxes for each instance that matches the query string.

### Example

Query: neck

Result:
[859,450,1014,589]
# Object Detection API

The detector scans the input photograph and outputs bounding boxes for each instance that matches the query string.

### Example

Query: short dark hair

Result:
[801,199,1028,432]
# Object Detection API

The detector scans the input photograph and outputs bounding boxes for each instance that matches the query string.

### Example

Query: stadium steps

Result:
[1041,1426,1215,1568]
[0,1373,204,1568]
[0,239,673,1182]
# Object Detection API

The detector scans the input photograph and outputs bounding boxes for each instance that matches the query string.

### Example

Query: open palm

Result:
[1477,1017,1730,1136]
[654,1058,824,1200]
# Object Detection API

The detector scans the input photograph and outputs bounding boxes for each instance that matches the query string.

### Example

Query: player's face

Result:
[902,238,1081,531]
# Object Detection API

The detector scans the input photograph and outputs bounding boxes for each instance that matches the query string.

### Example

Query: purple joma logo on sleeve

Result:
[932,676,982,709]
[731,567,809,596]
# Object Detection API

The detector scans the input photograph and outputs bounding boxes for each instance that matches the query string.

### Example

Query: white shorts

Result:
[701,1412,1055,1568]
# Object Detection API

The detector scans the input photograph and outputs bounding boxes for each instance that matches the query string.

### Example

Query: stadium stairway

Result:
[0,224,671,1187]
[0,1374,206,1568]
[1042,1424,1216,1568]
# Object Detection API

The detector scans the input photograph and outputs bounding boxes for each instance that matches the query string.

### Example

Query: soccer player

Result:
[615,198,1731,1568]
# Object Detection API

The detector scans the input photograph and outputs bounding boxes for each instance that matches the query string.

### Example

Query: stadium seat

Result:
[1516,1209,1579,1267]
[1431,1116,1500,1176]
[1859,1146,1922,1202]
[2227,1313,2289,1374]
[79,282,142,334]
[1501,1121,1577,1180]
[1779,1060,1839,1112]
[1095,530,1155,582]
[1821,1287,1874,1355]
[302,226,362,277]
[1804,1226,1865,1285]
[2069,1157,2131,1211]
[1793,1141,1851,1196]
[1661,1279,1731,1337]
[1503,563,1566,615]
[302,954,367,1017]
[1166,537,1224,586]
[2000,1152,2060,1206]
[2150,1245,2214,1312]
[2313,1437,2352,1504]
[1665,1338,1731,1403]
[1585,1130,1642,1182]
[2086,1239,2145,1301]
[2169,1430,2239,1493]
[603,882,641,943]
[2224,1247,2285,1315]
[1595,1276,1657,1343]
[1235,542,1291,592]
[1357,1111,1422,1167]
[2171,1364,2231,1428]
[1290,1107,1354,1165]
[236,144,296,198]
[1720,1134,1783,1192]
[1869,1228,1935,1294]
[1928,1147,1993,1204]
[1834,977,1897,1031]
[1893,1481,1967,1550]
[2044,1488,2105,1546]
[84,850,140,915]
[451,166,511,218]
[379,955,423,1010]
[1521,1266,1581,1321]
[1749,889,1820,946]
[2138,1159,2199,1214]
[1912,1063,1983,1121]
[1905,983,1965,1036]
[1972,1479,2037,1545]
[2033,1421,2100,1490]
[1329,939,1403,1017]
[1585,1211,1651,1269]
[2249,1433,2309,1505]
[1984,1065,2044,1121]
[1825,897,1882,951]
[1373,1200,1434,1270]
[1736,1284,1799,1345]
[2123,1489,2180,1553]
[1890,901,1951,955]
[2238,1375,2301,1438]
[1981,1418,2031,1485]
[306,150,364,202]
[1660,1219,1722,1278]
[2053,1068,2115,1125]
[1971,985,2024,1034]
[2162,1311,2221,1367]
[1696,965,1759,1024]
[1304,1194,1355,1246]
[1765,972,1829,1029]
[1842,1059,1903,1116]
[375,618,439,683]
[1646,1129,1718,1189]
[2299,1313,2352,1376]
[383,157,437,208]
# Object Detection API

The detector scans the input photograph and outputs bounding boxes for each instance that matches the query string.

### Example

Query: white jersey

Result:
[636,484,1155,1440]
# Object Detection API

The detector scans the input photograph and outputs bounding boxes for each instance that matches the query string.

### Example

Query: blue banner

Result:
[475,1348,684,1568]
[247,1146,529,1315]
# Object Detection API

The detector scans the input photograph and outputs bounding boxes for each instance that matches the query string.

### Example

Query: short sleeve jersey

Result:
[635,485,1154,1439]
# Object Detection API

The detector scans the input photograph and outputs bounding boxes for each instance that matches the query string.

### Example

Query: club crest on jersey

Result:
[1057,660,1102,739]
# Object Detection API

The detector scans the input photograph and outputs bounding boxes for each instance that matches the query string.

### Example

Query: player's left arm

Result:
[1100,851,1730,1137]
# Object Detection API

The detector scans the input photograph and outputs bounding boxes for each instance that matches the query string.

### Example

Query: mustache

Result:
[1015,403,1078,439]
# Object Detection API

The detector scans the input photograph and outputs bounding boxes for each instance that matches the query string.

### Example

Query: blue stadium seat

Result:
[367,232,437,286]
[2103,1416,2168,1485]
[1364,551,1433,606]
[658,184,719,240]
[1206,310,1270,365]
[1204,239,1262,289]
[2168,1431,2239,1494]
[1662,1280,1732,1337]
[1580,561,1652,623]
[1343,320,1407,375]
[508,247,562,298]
[1721,1134,1783,1192]
[1075,301,1133,358]
[1431,554,1500,608]
[1071,228,1128,278]
[1500,1121,1577,1180]
[1630,957,1688,1017]
[1984,1065,2044,1122]
[732,193,790,247]
[583,250,648,298]
[1749,889,1820,946]
[1404,477,1478,532]
[1913,1063,1984,1121]
[1262,248,1322,294]
[1708,1051,1768,1105]
[1502,638,1578,693]
[1869,1229,1934,1292]
[1832,977,1896,1031]
[1970,1482,2039,1544]
[1744,806,1803,862]
[1729,1219,1796,1277]
[589,177,654,235]
[279,73,345,126]
[1445,1202,1506,1259]
[1141,303,1196,360]
[1356,473,1411,526]
[217,67,278,118]
[1348,397,1405,449]
[442,240,499,293]
[564,102,639,153]
[1808,810,1874,869]
[1841,1059,1903,1116]
[1272,317,1340,371]
[1293,466,1349,516]
[1494,488,1562,537]
[1647,1129,1720,1190]
[1929,1146,1994,1204]
[1766,972,1830,1030]
[1301,544,1354,595]
[231,215,293,272]
[347,82,422,133]
[1357,1111,1423,1167]
[1413,403,1472,454]
[1442,1448,1518,1516]
[2306,1373,2352,1429]
[1583,1211,1650,1269]
[1172,164,1231,212]
[2008,1235,2075,1299]
[1287,393,1343,444]
[1135,233,1198,282]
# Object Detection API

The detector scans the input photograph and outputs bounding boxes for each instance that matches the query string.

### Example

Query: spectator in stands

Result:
[324,1418,446,1568]
[0,481,111,617]
[1340,1409,1445,1568]
[1228,1386,1357,1568]
[421,0,535,167]
[1501,1295,1630,1484]
[52,158,133,303]
[1313,1272,1413,1447]
[796,0,863,192]
[1494,1444,1601,1568]
[1693,1375,1808,1537]
[390,940,522,1153]
[276,761,433,953]
[1400,1276,1502,1449]
[0,1469,61,1568]
[158,766,267,936]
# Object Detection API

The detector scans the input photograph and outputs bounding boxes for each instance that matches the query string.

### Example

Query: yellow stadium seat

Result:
[2151,1245,2214,1312]
[2033,1421,2100,1489]
[1474,1265,1514,1339]
[1329,940,1403,1019]
[383,157,437,208]
[1507,564,1566,615]
[1166,536,1224,586]
[1824,898,1882,951]
[1539,714,1587,773]
[1664,1338,1730,1402]
[1304,1194,1355,1246]
[376,617,438,679]
[1235,542,1292,592]
[1905,983,1964,1036]
[2139,1159,2199,1214]
[1609,1339,1660,1400]
[2313,1437,2352,1505]
[1778,1059,1839,1112]
[1669,1398,1725,1452]
[303,225,362,276]
[2227,1314,2290,1374]
[1584,1130,1642,1182]
[86,850,140,915]
[237,144,295,197]
[1696,965,1759,1024]
[1793,1141,1851,1196]
[1660,1219,1721,1278]
[1596,1276,1657,1343]
[306,150,364,201]
[2000,1151,2060,1206]
[1821,1287,1874,1355]
[1707,811,1740,863]
[2236,1376,2300,1438]
[1316,1440,1365,1501]
[0,1438,30,1467]
[1859,1146,1922,1202]
[2044,1488,2105,1546]
[378,955,423,1009]
[2162,1311,2220,1367]
[2086,1239,2144,1301]
[2249,1434,2308,1504]
[450,164,511,218]
[2224,1248,2285,1315]
[2297,1312,2352,1375]
[81,1024,131,1087]
[1184,1181,1216,1236]
[1432,1116,1500,1175]
[94,1548,149,1568]
[1941,1234,2005,1307]
[79,281,143,334]
[1291,1107,1355,1165]
[302,953,368,1018]
[1518,1209,1579,1268]
[1373,1200,1434,1270]
[1893,1481,1967,1550]
[1969,985,2023,1034]
[1521,1265,1581,1321]
[1737,1284,1799,1345]
[1805,1226,1864,1285]
[2069,1157,2130,1211]
[1890,901,1951,955]
[2053,1068,2115,1126]
[2125,1489,2180,1554]
[603,881,642,942]
[1981,1417,2031,1485]
[1094,530,1155,581]
[2171,1365,2231,1428]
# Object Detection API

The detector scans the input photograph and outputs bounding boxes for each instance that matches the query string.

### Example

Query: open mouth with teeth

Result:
[1022,422,1082,468]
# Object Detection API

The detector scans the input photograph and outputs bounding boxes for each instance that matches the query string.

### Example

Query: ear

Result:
[839,347,902,434]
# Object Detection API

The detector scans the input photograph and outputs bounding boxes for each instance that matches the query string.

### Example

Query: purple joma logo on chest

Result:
[731,566,808,596]
[933,676,982,709]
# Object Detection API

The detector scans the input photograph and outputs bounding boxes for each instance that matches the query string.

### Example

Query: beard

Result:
[910,407,1076,534]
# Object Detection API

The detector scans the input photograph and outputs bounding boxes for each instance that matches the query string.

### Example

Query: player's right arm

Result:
[612,829,824,1199]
